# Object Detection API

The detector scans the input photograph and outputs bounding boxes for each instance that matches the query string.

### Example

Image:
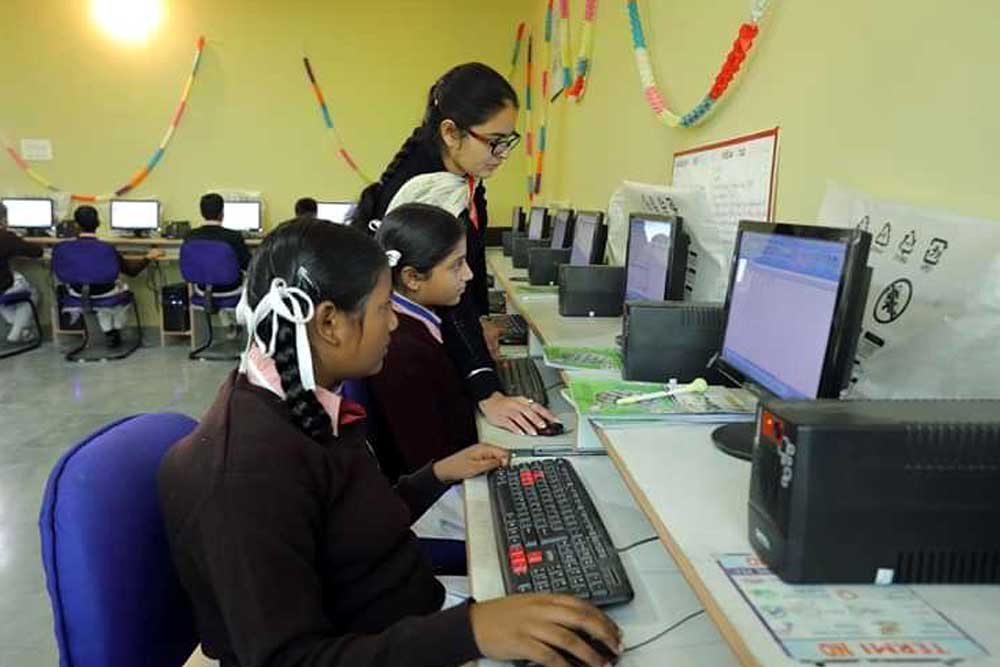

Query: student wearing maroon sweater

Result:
[158,219,621,667]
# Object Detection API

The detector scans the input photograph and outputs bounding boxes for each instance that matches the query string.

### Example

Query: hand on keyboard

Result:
[469,593,622,667]
[480,392,558,436]
[432,443,511,483]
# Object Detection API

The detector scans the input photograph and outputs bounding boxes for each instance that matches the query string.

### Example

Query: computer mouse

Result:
[534,421,565,437]
[521,632,620,667]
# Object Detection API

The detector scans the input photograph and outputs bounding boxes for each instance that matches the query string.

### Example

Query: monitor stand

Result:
[26,228,52,238]
[711,422,756,461]
[131,230,151,239]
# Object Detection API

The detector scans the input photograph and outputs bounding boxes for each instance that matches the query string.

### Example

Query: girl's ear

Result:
[311,301,342,347]
[439,119,462,150]
[399,266,425,293]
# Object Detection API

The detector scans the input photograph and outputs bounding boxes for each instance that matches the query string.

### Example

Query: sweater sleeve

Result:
[439,292,501,402]
[394,462,454,523]
[192,474,480,667]
[11,236,44,259]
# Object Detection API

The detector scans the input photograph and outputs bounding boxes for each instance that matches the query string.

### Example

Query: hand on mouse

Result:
[480,392,558,436]
[470,593,623,667]
[432,443,511,483]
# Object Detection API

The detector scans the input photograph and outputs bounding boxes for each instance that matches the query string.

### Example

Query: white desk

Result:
[477,248,1000,666]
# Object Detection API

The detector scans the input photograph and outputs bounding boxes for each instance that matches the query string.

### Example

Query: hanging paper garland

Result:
[303,57,373,184]
[566,0,598,100]
[1,35,206,202]
[523,33,536,205]
[627,0,770,128]
[507,22,527,80]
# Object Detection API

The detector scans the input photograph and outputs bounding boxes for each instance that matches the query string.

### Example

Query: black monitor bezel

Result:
[550,209,575,249]
[109,198,161,231]
[511,206,526,233]
[624,212,684,301]
[715,220,872,401]
[2,196,55,229]
[222,200,263,233]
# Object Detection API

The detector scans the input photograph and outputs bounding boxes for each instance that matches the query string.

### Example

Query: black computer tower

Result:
[162,283,190,332]
[528,248,572,286]
[557,265,626,317]
[513,237,551,269]
[622,301,726,383]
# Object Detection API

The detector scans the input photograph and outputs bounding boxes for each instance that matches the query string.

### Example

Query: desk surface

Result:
[482,247,1000,667]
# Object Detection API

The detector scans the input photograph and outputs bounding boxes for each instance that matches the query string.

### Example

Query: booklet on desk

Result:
[515,284,559,298]
[567,376,756,423]
[543,346,623,372]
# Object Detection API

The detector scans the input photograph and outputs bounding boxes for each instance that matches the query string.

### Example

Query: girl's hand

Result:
[433,443,511,483]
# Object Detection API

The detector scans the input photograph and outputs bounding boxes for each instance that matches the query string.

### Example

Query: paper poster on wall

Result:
[718,554,989,664]
[20,138,53,162]
[817,182,1000,396]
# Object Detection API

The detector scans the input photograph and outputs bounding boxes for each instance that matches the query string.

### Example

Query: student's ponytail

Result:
[351,62,518,234]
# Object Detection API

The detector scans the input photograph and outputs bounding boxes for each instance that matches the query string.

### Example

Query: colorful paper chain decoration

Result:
[563,0,598,101]
[2,36,205,202]
[508,22,527,80]
[533,1,556,198]
[523,32,536,205]
[303,57,373,184]
[628,0,770,128]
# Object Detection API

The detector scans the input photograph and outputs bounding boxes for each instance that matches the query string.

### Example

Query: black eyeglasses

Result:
[465,128,522,158]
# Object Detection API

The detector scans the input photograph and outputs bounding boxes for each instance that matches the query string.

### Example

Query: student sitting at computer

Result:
[367,203,481,483]
[294,196,318,219]
[158,219,621,667]
[185,193,252,338]
[64,205,163,348]
[0,202,43,343]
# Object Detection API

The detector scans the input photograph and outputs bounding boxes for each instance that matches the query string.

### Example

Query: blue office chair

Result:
[180,240,243,361]
[39,412,199,667]
[51,238,143,362]
[342,379,467,576]
[0,288,42,358]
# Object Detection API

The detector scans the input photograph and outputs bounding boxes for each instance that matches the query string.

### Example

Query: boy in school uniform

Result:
[184,192,252,338]
[0,202,43,342]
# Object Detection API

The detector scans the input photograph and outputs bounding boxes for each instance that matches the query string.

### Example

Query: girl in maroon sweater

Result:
[158,219,621,667]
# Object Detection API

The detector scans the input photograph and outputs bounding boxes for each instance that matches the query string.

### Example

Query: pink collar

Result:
[244,345,361,436]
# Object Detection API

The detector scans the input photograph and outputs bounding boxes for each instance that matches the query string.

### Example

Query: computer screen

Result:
[550,210,573,249]
[511,206,525,233]
[528,207,547,240]
[570,212,601,265]
[110,200,160,230]
[625,216,677,301]
[2,198,53,228]
[223,201,262,232]
[719,225,865,400]
[316,201,354,224]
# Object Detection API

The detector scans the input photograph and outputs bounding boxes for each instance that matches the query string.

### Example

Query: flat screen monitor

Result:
[550,209,575,249]
[511,206,526,233]
[110,199,160,231]
[625,214,685,301]
[527,206,548,240]
[316,201,354,224]
[712,221,872,459]
[222,201,263,232]
[2,197,53,229]
[569,211,606,265]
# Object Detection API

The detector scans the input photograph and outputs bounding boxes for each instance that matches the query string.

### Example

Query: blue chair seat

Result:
[190,293,241,310]
[0,289,33,305]
[60,291,133,309]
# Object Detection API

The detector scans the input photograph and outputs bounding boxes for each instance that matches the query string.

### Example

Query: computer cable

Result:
[615,536,659,554]
[623,609,706,653]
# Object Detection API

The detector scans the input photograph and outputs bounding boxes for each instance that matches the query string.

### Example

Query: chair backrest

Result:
[39,412,199,667]
[180,240,241,286]
[51,238,122,286]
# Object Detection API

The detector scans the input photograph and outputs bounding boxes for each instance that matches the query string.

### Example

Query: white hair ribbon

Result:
[385,250,401,267]
[368,219,383,233]
[237,278,318,391]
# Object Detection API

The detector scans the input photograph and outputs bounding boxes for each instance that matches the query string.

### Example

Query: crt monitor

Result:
[110,200,160,234]
[527,206,549,240]
[316,201,354,224]
[625,213,688,301]
[223,201,263,233]
[550,209,575,249]
[2,197,53,230]
[711,221,872,460]
[569,211,607,265]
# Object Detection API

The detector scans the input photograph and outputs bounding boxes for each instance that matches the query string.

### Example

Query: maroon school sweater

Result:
[157,371,481,667]
[368,313,479,482]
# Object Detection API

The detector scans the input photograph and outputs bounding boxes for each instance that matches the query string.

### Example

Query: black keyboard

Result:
[496,357,548,406]
[492,313,528,345]
[488,459,634,607]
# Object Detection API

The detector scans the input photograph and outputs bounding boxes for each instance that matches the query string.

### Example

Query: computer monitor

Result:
[527,206,549,240]
[110,199,160,236]
[625,213,688,301]
[569,211,607,266]
[550,209,575,249]
[2,197,53,232]
[316,201,354,224]
[711,221,872,460]
[511,206,526,233]
[222,201,263,233]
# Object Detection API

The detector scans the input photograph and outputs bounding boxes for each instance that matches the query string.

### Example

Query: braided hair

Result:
[351,62,518,234]
[244,217,386,441]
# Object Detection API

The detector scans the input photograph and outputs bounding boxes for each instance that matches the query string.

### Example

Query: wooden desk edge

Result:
[596,426,761,667]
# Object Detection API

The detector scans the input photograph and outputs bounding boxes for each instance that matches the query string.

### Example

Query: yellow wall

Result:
[0,0,531,226]
[531,0,1000,223]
